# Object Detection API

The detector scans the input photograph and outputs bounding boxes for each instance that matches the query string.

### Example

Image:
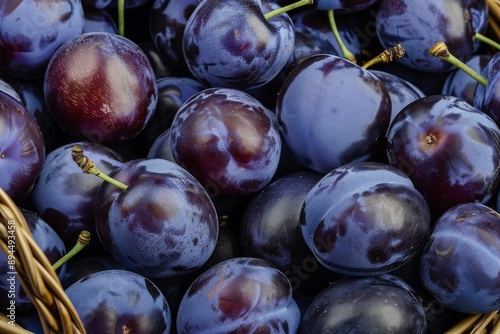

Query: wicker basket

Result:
[1,1,500,334]
[0,187,85,334]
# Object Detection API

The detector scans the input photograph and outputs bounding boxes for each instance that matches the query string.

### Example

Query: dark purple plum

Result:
[44,32,158,144]
[0,91,45,199]
[442,53,490,105]
[240,171,342,294]
[299,274,427,333]
[65,269,171,334]
[0,209,66,312]
[95,158,219,278]
[276,54,391,174]
[176,257,301,333]
[387,95,500,214]
[0,0,85,78]
[419,203,500,314]
[30,141,123,250]
[182,0,296,90]
[149,0,202,74]
[376,0,488,73]
[370,69,426,124]
[300,161,431,276]
[170,87,282,197]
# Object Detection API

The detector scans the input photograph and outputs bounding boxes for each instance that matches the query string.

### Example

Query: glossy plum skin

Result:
[44,32,158,144]
[240,171,342,294]
[276,54,391,174]
[0,0,85,78]
[30,141,123,249]
[0,91,45,199]
[376,0,488,73]
[65,269,172,334]
[176,257,301,334]
[182,0,295,90]
[0,209,66,312]
[95,158,219,279]
[299,275,427,333]
[300,161,431,276]
[387,95,500,214]
[419,203,500,314]
[170,88,282,197]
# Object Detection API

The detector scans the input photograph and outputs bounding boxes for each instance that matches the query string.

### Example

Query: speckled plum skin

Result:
[182,0,295,90]
[30,141,124,249]
[44,32,158,144]
[65,269,171,334]
[375,0,488,73]
[170,88,282,196]
[299,275,427,333]
[176,257,301,334]
[419,203,500,314]
[300,161,431,276]
[0,0,85,78]
[276,54,391,174]
[95,158,219,279]
[0,91,45,199]
[387,95,500,214]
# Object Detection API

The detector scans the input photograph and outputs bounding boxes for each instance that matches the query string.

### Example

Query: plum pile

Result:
[2,0,500,333]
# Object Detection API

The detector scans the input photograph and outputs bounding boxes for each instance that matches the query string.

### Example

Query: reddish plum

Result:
[176,257,301,333]
[44,32,158,144]
[170,88,282,197]
[387,95,500,214]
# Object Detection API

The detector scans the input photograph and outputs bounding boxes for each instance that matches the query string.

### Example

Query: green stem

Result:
[362,44,406,69]
[52,231,91,271]
[264,0,314,20]
[71,144,129,191]
[118,0,125,36]
[327,9,357,64]
[428,41,488,87]
[474,32,500,51]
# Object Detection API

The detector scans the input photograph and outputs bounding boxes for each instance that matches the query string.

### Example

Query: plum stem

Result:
[362,44,405,69]
[264,0,314,20]
[52,230,91,271]
[474,32,500,50]
[71,144,129,191]
[118,0,125,36]
[428,41,488,87]
[327,9,357,64]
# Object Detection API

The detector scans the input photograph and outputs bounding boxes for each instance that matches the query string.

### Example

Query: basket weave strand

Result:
[0,187,85,334]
